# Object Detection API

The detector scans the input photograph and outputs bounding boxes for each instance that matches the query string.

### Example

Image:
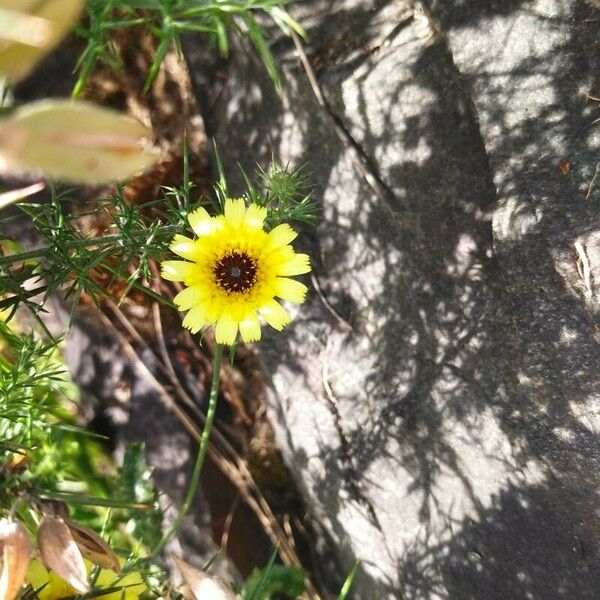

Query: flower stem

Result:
[0,226,179,268]
[151,343,223,558]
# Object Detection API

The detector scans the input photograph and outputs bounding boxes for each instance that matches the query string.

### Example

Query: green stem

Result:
[151,344,223,557]
[0,226,179,268]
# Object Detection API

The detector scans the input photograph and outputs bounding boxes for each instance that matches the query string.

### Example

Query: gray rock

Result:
[186,0,600,597]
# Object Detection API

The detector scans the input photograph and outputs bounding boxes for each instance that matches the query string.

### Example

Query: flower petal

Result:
[224,198,246,229]
[278,253,311,276]
[170,234,199,260]
[239,313,262,343]
[259,299,291,331]
[244,204,267,229]
[274,277,308,303]
[266,224,297,249]
[215,315,239,345]
[182,305,209,334]
[173,285,210,311]
[188,206,214,237]
[203,298,223,324]
[161,260,195,282]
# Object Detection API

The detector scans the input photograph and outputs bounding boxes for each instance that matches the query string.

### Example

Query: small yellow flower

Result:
[161,198,311,345]
[26,559,147,600]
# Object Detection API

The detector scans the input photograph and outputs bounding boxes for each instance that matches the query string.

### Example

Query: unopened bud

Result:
[37,515,88,594]
[173,556,238,600]
[0,0,85,82]
[0,100,158,184]
[0,519,31,600]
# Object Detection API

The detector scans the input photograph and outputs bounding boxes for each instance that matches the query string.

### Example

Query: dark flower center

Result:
[214,251,257,293]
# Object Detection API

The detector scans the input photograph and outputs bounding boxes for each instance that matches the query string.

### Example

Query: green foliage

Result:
[224,158,318,228]
[256,160,318,227]
[75,0,306,95]
[116,443,163,549]
[242,550,306,600]
[0,320,161,570]
[0,186,180,325]
[0,0,323,591]
[0,322,74,481]
[338,562,359,600]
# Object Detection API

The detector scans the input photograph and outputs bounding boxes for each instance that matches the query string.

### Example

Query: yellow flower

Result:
[26,559,147,600]
[161,198,311,345]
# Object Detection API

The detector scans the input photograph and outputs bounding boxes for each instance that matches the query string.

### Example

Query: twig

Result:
[0,182,45,211]
[152,301,179,381]
[220,494,241,552]
[322,360,339,406]
[310,273,353,332]
[290,31,402,219]
[585,162,600,200]
[574,241,593,300]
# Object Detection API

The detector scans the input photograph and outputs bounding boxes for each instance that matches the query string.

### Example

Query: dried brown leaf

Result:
[37,516,88,594]
[67,520,120,573]
[0,100,158,184]
[173,556,238,600]
[0,519,31,600]
[0,0,85,82]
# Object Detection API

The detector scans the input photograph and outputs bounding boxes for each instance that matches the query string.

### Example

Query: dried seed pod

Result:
[173,556,238,600]
[0,519,31,600]
[0,100,158,184]
[38,500,69,521]
[37,515,88,594]
[5,448,33,471]
[66,520,120,573]
[0,0,85,82]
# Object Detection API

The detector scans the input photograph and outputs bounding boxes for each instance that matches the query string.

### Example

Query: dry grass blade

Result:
[0,182,45,211]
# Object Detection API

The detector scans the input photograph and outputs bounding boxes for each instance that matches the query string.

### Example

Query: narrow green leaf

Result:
[241,15,281,88]
[33,489,154,510]
[214,16,230,57]
[144,32,172,91]
[338,562,359,600]
[244,549,277,600]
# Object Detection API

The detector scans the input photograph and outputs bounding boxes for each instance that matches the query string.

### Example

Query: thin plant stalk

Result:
[151,343,223,557]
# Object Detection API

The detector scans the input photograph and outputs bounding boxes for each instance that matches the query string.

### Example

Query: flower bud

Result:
[0,100,157,184]
[37,515,88,594]
[0,0,85,82]
[173,556,238,600]
[0,519,31,600]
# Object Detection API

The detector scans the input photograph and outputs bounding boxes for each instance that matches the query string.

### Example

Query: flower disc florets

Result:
[161,198,311,345]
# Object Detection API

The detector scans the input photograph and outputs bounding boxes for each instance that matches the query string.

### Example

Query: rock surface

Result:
[187,0,600,597]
